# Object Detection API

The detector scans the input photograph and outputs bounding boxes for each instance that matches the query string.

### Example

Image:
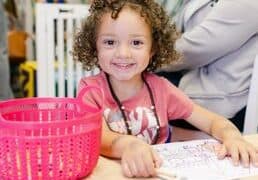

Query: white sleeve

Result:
[169,0,258,71]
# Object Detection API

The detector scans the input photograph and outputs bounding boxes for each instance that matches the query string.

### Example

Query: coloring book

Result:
[153,139,258,180]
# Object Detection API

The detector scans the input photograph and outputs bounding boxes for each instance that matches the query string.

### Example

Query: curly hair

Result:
[73,0,180,72]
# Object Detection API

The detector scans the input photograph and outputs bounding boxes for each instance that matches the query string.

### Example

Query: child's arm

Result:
[100,119,162,178]
[185,104,258,167]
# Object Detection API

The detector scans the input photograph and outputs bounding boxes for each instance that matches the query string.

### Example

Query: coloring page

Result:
[153,139,258,180]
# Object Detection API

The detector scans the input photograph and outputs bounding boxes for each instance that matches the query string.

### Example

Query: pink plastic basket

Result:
[0,86,103,180]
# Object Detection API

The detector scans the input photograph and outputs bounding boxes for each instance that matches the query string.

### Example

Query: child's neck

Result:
[108,75,144,101]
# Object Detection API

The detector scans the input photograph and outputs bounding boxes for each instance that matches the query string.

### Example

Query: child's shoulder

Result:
[145,72,177,88]
[80,71,106,87]
[145,72,163,81]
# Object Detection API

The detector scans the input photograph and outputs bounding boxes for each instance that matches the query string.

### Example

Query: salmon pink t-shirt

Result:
[78,71,193,144]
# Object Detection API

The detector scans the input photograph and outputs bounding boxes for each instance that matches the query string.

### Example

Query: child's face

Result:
[96,7,153,82]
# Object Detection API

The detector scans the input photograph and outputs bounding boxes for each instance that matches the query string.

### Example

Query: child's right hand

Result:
[121,139,162,178]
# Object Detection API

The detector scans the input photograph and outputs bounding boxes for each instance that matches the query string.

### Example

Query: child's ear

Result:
[150,43,157,58]
[150,50,156,58]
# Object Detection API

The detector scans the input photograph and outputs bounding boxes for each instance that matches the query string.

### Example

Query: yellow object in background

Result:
[19,61,37,97]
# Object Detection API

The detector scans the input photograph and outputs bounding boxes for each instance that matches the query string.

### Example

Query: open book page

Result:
[153,139,258,180]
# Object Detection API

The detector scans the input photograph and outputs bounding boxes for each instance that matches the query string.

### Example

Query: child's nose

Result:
[116,44,131,59]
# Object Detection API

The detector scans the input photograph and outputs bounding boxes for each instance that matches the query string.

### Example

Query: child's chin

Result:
[117,75,136,81]
[110,73,136,81]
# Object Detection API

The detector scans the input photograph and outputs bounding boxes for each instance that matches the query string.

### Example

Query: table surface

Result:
[87,127,258,180]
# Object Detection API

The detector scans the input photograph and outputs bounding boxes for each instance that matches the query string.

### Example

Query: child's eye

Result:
[132,40,143,47]
[103,40,115,46]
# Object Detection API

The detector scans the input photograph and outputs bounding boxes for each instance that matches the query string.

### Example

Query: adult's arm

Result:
[167,0,258,71]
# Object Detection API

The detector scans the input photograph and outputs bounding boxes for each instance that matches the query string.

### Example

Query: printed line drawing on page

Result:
[153,139,258,180]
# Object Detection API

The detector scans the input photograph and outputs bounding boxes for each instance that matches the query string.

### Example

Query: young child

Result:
[73,0,258,178]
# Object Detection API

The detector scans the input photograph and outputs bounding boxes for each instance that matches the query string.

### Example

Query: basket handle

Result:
[77,85,104,113]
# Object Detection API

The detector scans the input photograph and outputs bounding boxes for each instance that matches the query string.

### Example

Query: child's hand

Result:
[121,140,162,178]
[216,137,258,167]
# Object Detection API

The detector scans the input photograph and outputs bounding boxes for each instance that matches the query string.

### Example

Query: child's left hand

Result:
[215,137,258,167]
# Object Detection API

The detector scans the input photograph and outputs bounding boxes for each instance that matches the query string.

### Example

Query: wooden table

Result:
[88,127,258,180]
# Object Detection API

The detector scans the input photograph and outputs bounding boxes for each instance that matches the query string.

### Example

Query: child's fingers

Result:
[141,151,156,177]
[247,146,258,167]
[152,149,162,168]
[214,143,222,153]
[128,160,139,177]
[238,146,250,167]
[129,152,155,177]
[121,160,133,178]
[217,144,227,159]
[229,146,240,166]
[134,154,152,177]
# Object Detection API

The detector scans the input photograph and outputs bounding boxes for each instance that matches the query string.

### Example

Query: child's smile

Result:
[111,62,136,71]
